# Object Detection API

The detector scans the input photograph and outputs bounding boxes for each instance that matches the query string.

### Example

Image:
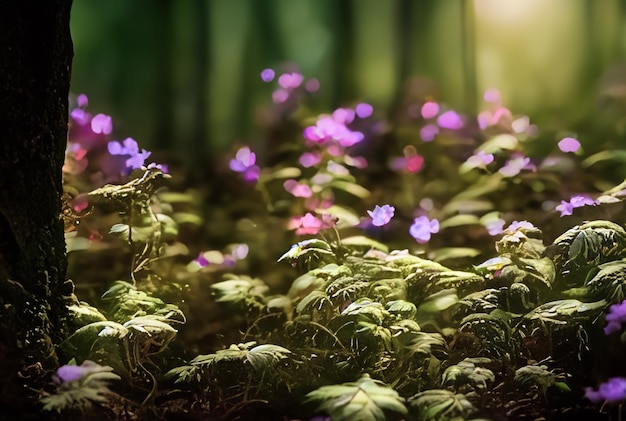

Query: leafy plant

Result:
[41,360,121,414]
[303,374,407,421]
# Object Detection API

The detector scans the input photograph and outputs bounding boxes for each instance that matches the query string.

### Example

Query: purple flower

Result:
[91,113,113,135]
[421,101,439,119]
[229,147,261,183]
[505,220,535,233]
[558,137,581,153]
[367,204,395,226]
[409,216,439,243]
[466,151,494,168]
[303,113,364,148]
[499,155,536,177]
[437,110,463,130]
[147,162,169,174]
[355,103,373,119]
[604,300,626,335]
[555,195,597,217]
[107,137,152,170]
[54,360,107,385]
[585,377,626,403]
[260,68,275,83]
[485,218,506,236]
[420,124,439,142]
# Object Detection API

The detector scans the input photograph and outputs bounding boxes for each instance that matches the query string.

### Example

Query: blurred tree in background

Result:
[70,0,626,169]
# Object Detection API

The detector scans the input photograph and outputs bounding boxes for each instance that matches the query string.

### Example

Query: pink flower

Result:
[421,102,440,119]
[437,110,463,130]
[229,146,260,183]
[558,137,581,153]
[290,213,335,236]
[278,72,304,90]
[90,113,113,135]
[299,152,322,168]
[283,179,313,198]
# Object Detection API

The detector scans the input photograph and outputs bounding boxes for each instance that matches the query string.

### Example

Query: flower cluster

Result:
[498,154,536,177]
[555,195,598,217]
[230,146,261,183]
[585,377,626,404]
[290,213,337,236]
[190,244,250,272]
[303,108,365,149]
[108,137,152,171]
[604,300,626,335]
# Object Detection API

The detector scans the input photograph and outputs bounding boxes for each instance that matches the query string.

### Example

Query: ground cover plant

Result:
[41,68,626,420]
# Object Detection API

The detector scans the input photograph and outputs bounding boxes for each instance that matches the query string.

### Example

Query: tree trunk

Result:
[0,0,73,414]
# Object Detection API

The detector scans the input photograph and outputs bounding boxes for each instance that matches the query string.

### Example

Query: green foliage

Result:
[407,389,476,421]
[514,363,570,400]
[304,374,407,421]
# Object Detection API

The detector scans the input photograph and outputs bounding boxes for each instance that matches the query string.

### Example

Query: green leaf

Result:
[478,133,519,153]
[431,247,482,262]
[330,180,371,199]
[341,236,389,253]
[278,239,335,263]
[439,214,481,229]
[304,374,407,421]
[172,212,203,226]
[582,150,626,167]
[246,344,292,372]
[318,205,361,228]
[408,389,476,421]
[264,166,302,180]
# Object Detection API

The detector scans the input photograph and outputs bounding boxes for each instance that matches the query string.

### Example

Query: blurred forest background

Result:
[70,0,626,170]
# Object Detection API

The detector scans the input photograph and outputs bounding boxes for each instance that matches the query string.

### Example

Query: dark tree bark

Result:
[0,0,73,414]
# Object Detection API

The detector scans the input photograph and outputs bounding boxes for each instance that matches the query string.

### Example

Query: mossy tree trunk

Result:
[0,0,73,414]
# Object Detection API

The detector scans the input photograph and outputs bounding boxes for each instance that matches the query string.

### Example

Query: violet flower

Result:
[558,137,581,153]
[107,137,152,170]
[367,204,395,227]
[466,151,494,168]
[585,377,626,403]
[437,110,463,130]
[229,146,260,183]
[409,216,439,243]
[555,195,597,217]
[499,155,536,177]
[604,300,626,335]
